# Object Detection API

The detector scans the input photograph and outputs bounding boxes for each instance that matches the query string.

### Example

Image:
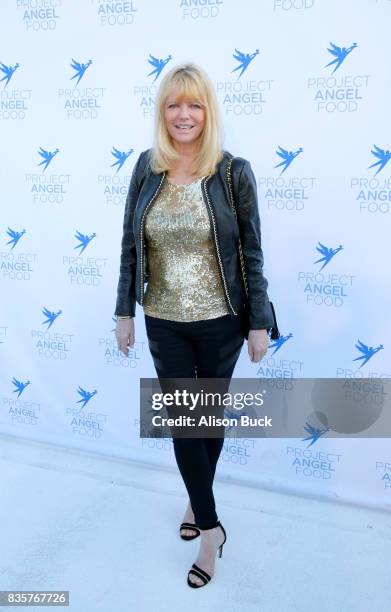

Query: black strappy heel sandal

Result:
[179,522,200,541]
[187,522,227,588]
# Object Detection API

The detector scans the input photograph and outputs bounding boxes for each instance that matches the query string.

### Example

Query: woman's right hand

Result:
[115,318,135,357]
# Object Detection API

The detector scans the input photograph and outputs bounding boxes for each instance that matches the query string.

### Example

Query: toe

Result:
[189,573,202,586]
[181,527,198,538]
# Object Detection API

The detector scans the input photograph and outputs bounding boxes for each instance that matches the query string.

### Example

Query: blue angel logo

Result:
[70,58,92,86]
[231,48,259,79]
[6,227,26,250]
[111,315,117,333]
[368,145,391,176]
[302,422,330,447]
[74,230,96,254]
[147,54,172,82]
[12,377,31,398]
[111,147,134,173]
[76,386,98,409]
[325,42,357,74]
[224,408,248,432]
[37,147,59,172]
[274,146,303,175]
[353,339,384,368]
[42,307,62,329]
[0,62,20,88]
[313,242,343,271]
[269,333,293,356]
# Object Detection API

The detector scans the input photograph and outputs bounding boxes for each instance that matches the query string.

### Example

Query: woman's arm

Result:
[235,158,274,331]
[114,152,145,317]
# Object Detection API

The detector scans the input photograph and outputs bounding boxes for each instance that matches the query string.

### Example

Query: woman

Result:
[114,63,277,588]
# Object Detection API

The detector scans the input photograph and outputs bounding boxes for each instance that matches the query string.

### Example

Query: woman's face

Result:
[164,86,206,149]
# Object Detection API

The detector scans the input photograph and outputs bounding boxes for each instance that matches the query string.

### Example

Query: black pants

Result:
[145,312,244,530]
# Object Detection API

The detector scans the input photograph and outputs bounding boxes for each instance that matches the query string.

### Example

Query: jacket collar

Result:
[139,149,232,207]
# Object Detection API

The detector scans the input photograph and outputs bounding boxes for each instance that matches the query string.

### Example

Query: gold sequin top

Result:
[142,177,230,322]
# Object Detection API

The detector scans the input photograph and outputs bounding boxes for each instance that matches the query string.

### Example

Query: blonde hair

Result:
[150,62,224,177]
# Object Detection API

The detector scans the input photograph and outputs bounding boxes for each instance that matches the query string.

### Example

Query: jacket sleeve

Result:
[114,152,145,317]
[235,159,274,330]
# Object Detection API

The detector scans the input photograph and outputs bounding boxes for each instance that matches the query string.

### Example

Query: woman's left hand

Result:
[247,329,269,363]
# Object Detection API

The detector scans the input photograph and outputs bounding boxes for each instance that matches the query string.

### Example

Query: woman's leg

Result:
[171,437,218,528]
[144,314,244,529]
[144,315,196,379]
[194,314,245,484]
[186,314,244,585]
[144,314,222,529]
[176,314,245,525]
[205,438,224,481]
[194,314,244,380]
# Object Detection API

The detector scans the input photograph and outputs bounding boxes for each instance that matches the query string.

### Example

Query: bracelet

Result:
[117,315,132,320]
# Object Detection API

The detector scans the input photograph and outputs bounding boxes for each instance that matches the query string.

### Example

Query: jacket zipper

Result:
[201,176,237,315]
[139,172,166,304]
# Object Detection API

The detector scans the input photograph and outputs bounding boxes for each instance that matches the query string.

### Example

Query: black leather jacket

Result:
[114,149,277,331]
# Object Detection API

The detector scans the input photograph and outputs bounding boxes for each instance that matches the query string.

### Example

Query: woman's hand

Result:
[247,329,269,363]
[115,318,135,357]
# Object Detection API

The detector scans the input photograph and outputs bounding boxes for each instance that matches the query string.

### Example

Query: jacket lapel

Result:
[136,170,165,217]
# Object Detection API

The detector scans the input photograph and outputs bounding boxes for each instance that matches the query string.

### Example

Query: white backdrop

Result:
[1,0,390,511]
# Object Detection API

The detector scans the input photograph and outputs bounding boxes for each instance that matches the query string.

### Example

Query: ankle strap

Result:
[198,520,221,531]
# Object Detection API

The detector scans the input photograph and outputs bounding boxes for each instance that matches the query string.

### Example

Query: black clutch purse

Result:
[226,156,280,341]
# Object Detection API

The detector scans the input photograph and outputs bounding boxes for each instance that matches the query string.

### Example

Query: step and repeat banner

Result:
[1,0,390,511]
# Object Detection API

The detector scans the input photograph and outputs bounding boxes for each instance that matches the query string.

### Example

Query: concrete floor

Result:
[0,433,390,612]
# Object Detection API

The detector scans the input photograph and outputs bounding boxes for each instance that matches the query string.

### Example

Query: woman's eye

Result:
[167,102,201,109]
